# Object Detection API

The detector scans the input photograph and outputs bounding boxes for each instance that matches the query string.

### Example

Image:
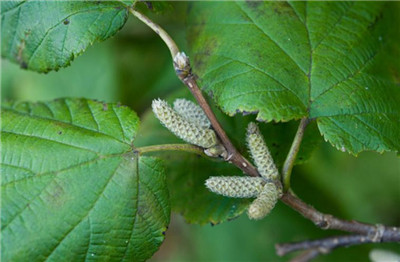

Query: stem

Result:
[129,8,179,58]
[137,144,205,156]
[280,191,400,239]
[282,118,309,191]
[277,233,400,261]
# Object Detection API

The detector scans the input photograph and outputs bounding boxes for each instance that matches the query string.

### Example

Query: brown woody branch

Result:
[280,191,400,240]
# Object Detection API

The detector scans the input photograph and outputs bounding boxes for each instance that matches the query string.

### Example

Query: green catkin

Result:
[152,99,218,148]
[246,122,279,180]
[205,176,266,198]
[247,183,281,220]
[173,99,211,129]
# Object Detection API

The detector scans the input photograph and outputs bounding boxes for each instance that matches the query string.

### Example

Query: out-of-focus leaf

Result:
[1,1,133,72]
[1,40,119,102]
[188,2,400,155]
[1,98,170,261]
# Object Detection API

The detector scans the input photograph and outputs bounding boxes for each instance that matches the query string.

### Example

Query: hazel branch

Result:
[280,191,400,239]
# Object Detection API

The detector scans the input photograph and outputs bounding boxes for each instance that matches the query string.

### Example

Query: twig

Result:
[280,191,400,241]
[137,143,205,156]
[129,8,179,58]
[276,234,400,261]
[282,118,309,191]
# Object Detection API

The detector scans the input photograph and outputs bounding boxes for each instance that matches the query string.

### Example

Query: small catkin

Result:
[205,176,265,198]
[247,183,281,220]
[173,99,211,129]
[152,99,217,148]
[246,122,279,180]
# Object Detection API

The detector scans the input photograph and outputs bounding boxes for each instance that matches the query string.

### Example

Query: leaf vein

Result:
[234,2,307,75]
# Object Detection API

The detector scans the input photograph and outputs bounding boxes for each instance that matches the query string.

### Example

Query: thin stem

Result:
[280,191,400,240]
[129,8,179,58]
[277,233,400,261]
[137,144,205,156]
[282,118,309,191]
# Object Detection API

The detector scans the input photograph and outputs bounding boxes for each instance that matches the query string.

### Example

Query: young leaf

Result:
[1,98,170,261]
[1,1,133,72]
[188,2,400,155]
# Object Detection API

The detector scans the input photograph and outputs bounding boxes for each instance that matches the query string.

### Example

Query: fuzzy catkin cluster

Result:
[205,176,265,198]
[247,183,281,220]
[173,99,211,129]
[246,122,279,180]
[152,99,218,148]
[204,121,283,220]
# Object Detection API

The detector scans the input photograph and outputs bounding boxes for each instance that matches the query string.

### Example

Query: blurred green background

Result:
[1,3,399,261]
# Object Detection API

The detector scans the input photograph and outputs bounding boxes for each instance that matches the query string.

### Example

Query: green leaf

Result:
[1,98,170,261]
[136,90,321,224]
[187,1,400,155]
[1,1,133,72]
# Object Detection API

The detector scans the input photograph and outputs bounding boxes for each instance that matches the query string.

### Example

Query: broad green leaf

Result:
[187,1,400,155]
[136,90,321,224]
[1,98,170,261]
[1,1,133,72]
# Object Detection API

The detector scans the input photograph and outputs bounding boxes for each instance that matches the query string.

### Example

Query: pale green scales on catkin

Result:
[173,99,211,129]
[246,122,280,180]
[247,183,281,220]
[152,99,218,148]
[205,176,265,198]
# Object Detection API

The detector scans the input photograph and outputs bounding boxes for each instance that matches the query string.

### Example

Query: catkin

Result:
[205,176,265,198]
[246,122,279,180]
[173,99,211,129]
[247,183,281,220]
[152,99,218,148]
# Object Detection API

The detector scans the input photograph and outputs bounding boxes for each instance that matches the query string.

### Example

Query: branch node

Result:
[318,214,333,229]
[370,224,385,243]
